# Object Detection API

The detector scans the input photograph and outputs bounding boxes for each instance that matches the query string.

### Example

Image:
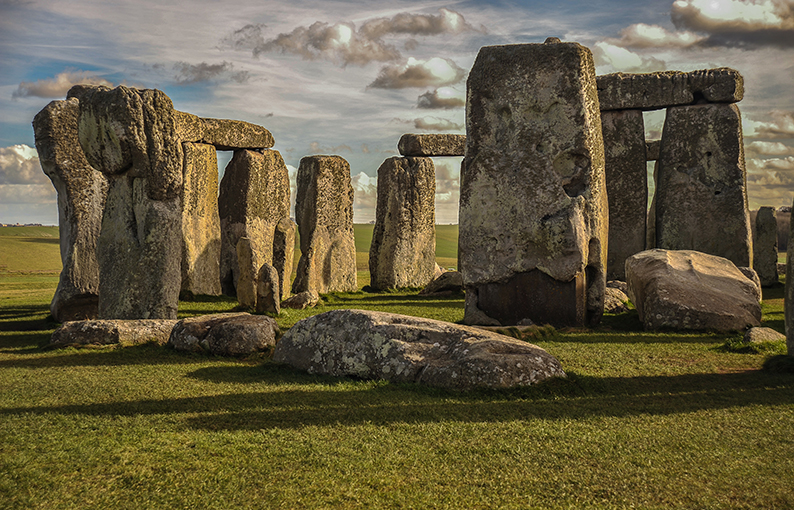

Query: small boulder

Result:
[49,319,177,348]
[273,309,565,390]
[256,263,281,315]
[420,271,464,295]
[744,327,786,344]
[282,290,320,310]
[168,313,278,356]
[604,287,630,314]
[626,249,761,331]
[606,280,628,294]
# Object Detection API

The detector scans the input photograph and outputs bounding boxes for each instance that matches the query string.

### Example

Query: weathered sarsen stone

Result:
[173,111,275,151]
[369,156,436,290]
[272,218,296,299]
[602,109,647,281]
[597,68,744,111]
[235,237,257,308]
[626,249,761,331]
[655,103,752,268]
[181,142,221,296]
[256,263,281,315]
[292,155,357,294]
[460,41,608,327]
[398,134,466,157]
[753,206,779,287]
[219,149,291,296]
[168,312,278,356]
[49,319,177,347]
[273,310,566,390]
[786,198,794,355]
[33,98,108,322]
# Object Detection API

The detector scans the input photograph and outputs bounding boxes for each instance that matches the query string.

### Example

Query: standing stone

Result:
[292,156,357,294]
[460,41,607,327]
[369,156,436,290]
[72,85,183,319]
[181,142,221,296]
[256,263,281,315]
[655,103,752,268]
[33,98,108,322]
[787,199,794,354]
[219,149,291,296]
[646,161,659,250]
[602,109,647,281]
[753,206,779,287]
[273,218,296,299]
[236,237,257,308]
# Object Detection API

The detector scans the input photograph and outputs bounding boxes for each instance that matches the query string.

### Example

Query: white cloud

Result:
[369,57,466,89]
[0,184,56,204]
[0,145,47,185]
[413,116,463,132]
[592,42,667,72]
[13,70,113,99]
[351,171,377,223]
[173,61,250,85]
[608,23,706,48]
[744,110,794,138]
[417,87,465,109]
[745,140,794,157]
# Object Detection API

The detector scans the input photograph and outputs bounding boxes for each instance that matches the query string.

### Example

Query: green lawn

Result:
[1,226,793,509]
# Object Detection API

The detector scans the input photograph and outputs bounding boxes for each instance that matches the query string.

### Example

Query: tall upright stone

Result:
[218,149,291,296]
[655,103,752,268]
[787,198,794,355]
[33,98,108,322]
[273,218,297,299]
[71,85,183,319]
[292,155,357,294]
[753,206,779,287]
[602,109,647,280]
[181,142,221,296]
[460,40,608,327]
[369,156,436,290]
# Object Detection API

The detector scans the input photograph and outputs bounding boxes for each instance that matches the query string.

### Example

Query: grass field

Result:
[1,226,793,509]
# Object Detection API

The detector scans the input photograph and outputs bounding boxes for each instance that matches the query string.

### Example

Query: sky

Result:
[1,0,793,225]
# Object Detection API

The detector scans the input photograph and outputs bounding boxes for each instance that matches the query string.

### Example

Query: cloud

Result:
[745,110,794,138]
[671,0,794,48]
[307,142,353,154]
[746,156,794,185]
[13,70,113,99]
[369,57,465,89]
[0,145,47,185]
[351,171,377,223]
[0,184,56,204]
[745,140,794,157]
[413,116,463,131]
[173,61,250,85]
[607,23,706,48]
[434,157,462,224]
[592,42,666,72]
[417,87,465,109]
[223,8,477,67]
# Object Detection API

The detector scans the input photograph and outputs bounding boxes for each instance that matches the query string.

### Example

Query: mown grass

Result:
[1,227,793,509]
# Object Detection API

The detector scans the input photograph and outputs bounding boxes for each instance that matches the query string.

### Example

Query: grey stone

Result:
[181,142,221,296]
[738,266,762,302]
[602,109,647,281]
[292,156,357,294]
[397,134,466,157]
[646,139,660,161]
[273,218,296,299]
[273,309,566,390]
[745,327,785,344]
[49,319,177,347]
[646,161,658,250]
[787,197,794,354]
[606,280,628,294]
[596,68,744,111]
[626,249,761,331]
[369,157,436,290]
[168,312,278,356]
[753,206,779,286]
[174,111,274,150]
[777,210,790,252]
[604,287,630,314]
[219,149,291,296]
[460,42,607,327]
[256,263,281,315]
[655,103,752,268]
[282,290,320,310]
[779,262,787,276]
[33,98,108,322]
[235,237,257,309]
[420,271,463,295]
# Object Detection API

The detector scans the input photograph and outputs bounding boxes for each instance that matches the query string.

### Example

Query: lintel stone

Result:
[398,134,466,157]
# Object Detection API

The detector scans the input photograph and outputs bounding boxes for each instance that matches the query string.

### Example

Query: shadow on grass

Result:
[18,237,60,245]
[2,364,792,431]
[0,343,213,367]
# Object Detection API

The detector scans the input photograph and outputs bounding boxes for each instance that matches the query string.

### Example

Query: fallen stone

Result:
[397,134,466,157]
[745,327,785,344]
[626,249,761,331]
[420,271,464,295]
[460,41,607,327]
[292,155,357,294]
[282,290,320,310]
[655,103,752,268]
[49,319,177,347]
[369,156,436,290]
[753,206,779,287]
[256,263,281,315]
[33,98,108,322]
[604,287,630,314]
[596,68,744,111]
[273,309,566,390]
[646,139,661,161]
[168,312,278,356]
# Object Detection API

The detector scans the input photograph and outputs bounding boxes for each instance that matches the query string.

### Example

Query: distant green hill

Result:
[0,226,59,237]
